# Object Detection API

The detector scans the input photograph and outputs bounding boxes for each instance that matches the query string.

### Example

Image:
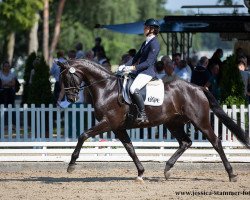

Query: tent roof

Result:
[96,15,250,34]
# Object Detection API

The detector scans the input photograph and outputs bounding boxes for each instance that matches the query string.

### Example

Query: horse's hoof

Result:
[67,164,76,173]
[164,170,171,180]
[229,174,237,182]
[135,177,144,183]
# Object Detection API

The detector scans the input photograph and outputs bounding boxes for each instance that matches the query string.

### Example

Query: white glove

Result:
[123,66,135,72]
[118,64,125,71]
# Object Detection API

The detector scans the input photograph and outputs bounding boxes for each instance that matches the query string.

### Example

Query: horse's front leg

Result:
[113,129,145,182]
[67,118,111,173]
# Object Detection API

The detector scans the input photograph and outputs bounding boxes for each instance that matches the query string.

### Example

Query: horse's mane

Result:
[71,59,114,77]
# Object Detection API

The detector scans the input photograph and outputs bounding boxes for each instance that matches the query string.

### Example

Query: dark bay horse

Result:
[58,59,250,182]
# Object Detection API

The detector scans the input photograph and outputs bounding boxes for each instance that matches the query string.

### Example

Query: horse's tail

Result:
[202,88,250,149]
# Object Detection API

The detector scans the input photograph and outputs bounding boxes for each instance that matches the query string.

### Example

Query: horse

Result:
[58,59,250,182]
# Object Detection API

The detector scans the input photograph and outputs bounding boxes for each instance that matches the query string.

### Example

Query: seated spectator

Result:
[155,61,165,79]
[0,61,16,107]
[174,60,192,82]
[191,56,211,87]
[205,63,221,102]
[75,42,85,59]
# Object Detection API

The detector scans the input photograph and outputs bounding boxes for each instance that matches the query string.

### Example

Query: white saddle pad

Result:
[122,79,164,106]
[144,80,164,106]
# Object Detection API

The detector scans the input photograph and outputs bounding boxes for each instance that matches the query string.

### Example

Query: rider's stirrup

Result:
[136,109,148,123]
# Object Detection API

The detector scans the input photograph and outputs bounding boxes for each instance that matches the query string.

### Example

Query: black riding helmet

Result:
[144,18,160,28]
[144,18,160,35]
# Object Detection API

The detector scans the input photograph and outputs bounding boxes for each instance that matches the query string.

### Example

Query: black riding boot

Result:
[132,89,148,123]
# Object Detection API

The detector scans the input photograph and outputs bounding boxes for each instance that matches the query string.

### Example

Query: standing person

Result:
[75,42,85,59]
[92,37,105,58]
[208,48,223,72]
[50,50,66,105]
[191,56,211,87]
[122,18,161,123]
[0,61,16,107]
[238,58,250,103]
[205,63,221,102]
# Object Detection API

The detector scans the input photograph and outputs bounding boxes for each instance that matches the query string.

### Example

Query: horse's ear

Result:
[57,61,66,69]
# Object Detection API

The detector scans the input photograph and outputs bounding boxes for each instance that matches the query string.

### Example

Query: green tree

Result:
[27,56,53,106]
[0,0,43,63]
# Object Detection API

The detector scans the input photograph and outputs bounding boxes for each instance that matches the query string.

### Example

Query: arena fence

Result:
[0,104,250,162]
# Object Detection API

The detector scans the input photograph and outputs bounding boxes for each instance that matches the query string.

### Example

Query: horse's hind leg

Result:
[114,129,145,182]
[195,123,237,182]
[164,125,192,180]
[67,119,111,173]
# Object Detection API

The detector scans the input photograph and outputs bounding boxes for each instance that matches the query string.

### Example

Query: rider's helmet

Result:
[144,18,160,35]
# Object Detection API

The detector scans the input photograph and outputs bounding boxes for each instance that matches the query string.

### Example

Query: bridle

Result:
[59,63,111,94]
[60,65,84,94]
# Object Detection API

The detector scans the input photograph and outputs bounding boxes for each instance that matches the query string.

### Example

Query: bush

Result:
[22,52,37,105]
[27,55,53,106]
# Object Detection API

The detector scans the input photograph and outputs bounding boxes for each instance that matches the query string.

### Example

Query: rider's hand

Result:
[117,64,126,71]
[123,65,135,72]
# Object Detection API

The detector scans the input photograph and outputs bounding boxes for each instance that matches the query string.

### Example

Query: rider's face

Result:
[143,26,150,36]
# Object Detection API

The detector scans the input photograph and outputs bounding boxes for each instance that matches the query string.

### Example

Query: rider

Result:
[123,18,160,123]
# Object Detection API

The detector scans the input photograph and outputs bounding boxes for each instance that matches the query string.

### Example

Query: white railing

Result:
[1,104,250,162]
[0,104,250,143]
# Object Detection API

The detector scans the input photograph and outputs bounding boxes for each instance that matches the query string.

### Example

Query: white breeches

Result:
[130,74,152,94]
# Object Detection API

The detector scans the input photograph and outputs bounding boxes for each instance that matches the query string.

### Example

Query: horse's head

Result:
[58,61,83,103]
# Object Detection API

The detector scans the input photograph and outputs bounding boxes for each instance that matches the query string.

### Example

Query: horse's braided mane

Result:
[71,59,114,77]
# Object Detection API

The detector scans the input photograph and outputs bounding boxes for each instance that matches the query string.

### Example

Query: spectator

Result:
[162,60,178,83]
[172,53,181,69]
[96,49,111,71]
[191,56,211,87]
[50,50,66,105]
[85,50,95,61]
[238,58,250,103]
[155,61,165,79]
[68,49,77,60]
[174,60,192,82]
[75,42,85,59]
[120,53,131,65]
[0,61,16,107]
[205,63,221,102]
[187,55,199,72]
[92,37,105,58]
[128,48,137,58]
[208,48,223,72]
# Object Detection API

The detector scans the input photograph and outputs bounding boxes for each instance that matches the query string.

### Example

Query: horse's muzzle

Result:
[67,95,79,103]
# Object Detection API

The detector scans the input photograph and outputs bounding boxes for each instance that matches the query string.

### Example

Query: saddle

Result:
[121,74,164,106]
